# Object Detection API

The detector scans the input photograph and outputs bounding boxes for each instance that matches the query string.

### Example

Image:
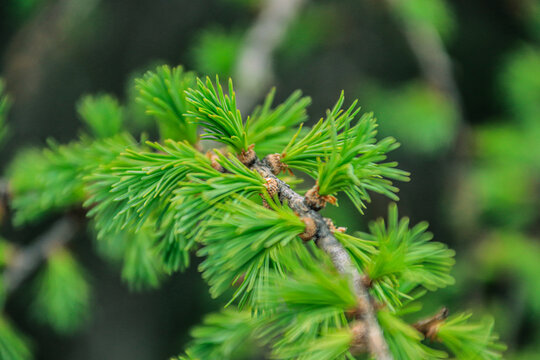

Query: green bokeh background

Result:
[0,0,539,358]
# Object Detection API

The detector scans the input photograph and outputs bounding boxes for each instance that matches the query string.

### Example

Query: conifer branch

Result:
[4,215,80,294]
[252,157,393,360]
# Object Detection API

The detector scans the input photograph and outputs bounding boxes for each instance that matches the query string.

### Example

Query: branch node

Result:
[304,186,325,210]
[264,177,279,198]
[206,151,225,173]
[324,217,347,233]
[298,216,317,241]
[238,144,257,166]
[265,153,286,175]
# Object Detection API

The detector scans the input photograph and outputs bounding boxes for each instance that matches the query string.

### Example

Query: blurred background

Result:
[0,0,539,359]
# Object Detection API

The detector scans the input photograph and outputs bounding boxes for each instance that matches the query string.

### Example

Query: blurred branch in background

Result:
[4,215,80,295]
[383,0,465,133]
[234,0,305,112]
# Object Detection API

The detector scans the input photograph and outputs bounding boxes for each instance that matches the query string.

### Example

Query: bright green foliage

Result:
[0,316,32,360]
[378,310,447,359]
[271,329,354,360]
[77,94,124,139]
[315,114,408,212]
[136,65,198,143]
[85,140,210,236]
[437,313,505,359]
[31,250,90,333]
[8,145,85,225]
[183,309,260,360]
[1,63,504,360]
[168,153,266,272]
[190,28,242,77]
[257,251,356,359]
[0,79,11,145]
[121,228,163,290]
[8,134,135,225]
[280,93,408,205]
[359,204,455,310]
[185,77,249,151]
[364,82,458,156]
[247,88,311,156]
[198,197,307,308]
[334,231,377,271]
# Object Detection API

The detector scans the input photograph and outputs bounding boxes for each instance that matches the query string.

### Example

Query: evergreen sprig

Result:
[360,204,455,310]
[0,316,31,360]
[315,115,408,212]
[378,310,447,359]
[185,77,249,151]
[8,134,133,225]
[183,309,260,360]
[198,197,307,308]
[31,249,90,334]
[136,65,198,143]
[437,312,505,359]
[77,94,124,139]
[256,250,357,359]
[247,88,311,156]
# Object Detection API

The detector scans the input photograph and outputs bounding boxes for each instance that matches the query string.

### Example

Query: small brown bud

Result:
[361,275,373,288]
[305,186,326,210]
[206,151,225,172]
[264,177,279,198]
[237,144,257,166]
[265,153,285,175]
[298,217,317,241]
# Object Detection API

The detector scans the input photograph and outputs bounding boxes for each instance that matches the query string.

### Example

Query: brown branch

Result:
[3,215,80,295]
[252,157,393,360]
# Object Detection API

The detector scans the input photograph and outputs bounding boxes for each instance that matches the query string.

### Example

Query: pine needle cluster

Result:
[0,67,505,360]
